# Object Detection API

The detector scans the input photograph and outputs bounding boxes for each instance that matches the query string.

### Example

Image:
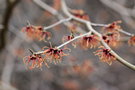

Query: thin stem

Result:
[44,17,72,30]
[91,22,134,37]
[119,29,134,37]
[57,31,92,49]
[34,31,92,54]
[91,23,107,27]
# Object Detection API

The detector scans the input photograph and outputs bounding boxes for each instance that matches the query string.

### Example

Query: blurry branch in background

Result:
[33,0,86,33]
[0,0,20,52]
[1,25,41,89]
[100,0,135,29]
[32,0,135,71]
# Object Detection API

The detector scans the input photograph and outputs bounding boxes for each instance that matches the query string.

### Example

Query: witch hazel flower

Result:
[102,32,120,47]
[103,20,122,33]
[23,53,49,70]
[62,34,77,48]
[42,45,70,64]
[70,9,90,20]
[95,46,116,65]
[79,34,100,49]
[22,25,51,41]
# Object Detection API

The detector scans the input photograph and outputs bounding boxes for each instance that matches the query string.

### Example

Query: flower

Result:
[42,46,70,64]
[62,34,76,48]
[128,36,135,46]
[103,20,121,32]
[70,9,90,20]
[79,34,100,49]
[95,46,116,65]
[22,25,51,41]
[23,54,48,70]
[102,32,120,47]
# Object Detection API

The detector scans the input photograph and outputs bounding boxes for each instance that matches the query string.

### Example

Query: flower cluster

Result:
[79,34,100,49]
[22,25,51,41]
[95,46,116,65]
[23,46,70,70]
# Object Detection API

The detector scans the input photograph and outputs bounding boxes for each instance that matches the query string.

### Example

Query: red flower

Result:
[42,46,70,64]
[128,36,135,46]
[70,9,90,20]
[79,34,100,49]
[103,20,121,32]
[62,34,77,48]
[102,32,120,47]
[95,46,116,65]
[23,54,48,70]
[22,25,51,41]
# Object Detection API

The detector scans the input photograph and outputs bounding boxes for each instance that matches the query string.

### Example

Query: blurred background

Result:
[0,0,135,90]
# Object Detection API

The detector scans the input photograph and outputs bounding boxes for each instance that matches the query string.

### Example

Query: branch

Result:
[0,0,20,51]
[44,17,72,30]
[33,0,86,34]
[33,0,135,70]
[61,0,135,71]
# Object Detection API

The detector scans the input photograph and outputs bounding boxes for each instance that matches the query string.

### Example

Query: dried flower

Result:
[95,46,116,65]
[23,54,48,70]
[79,34,100,49]
[42,46,70,64]
[128,36,135,46]
[103,20,121,32]
[22,25,51,41]
[102,32,120,47]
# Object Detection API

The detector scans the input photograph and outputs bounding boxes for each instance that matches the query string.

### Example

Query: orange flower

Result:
[70,9,90,20]
[102,32,120,47]
[62,34,77,48]
[23,54,48,70]
[95,46,116,65]
[79,34,100,49]
[42,46,70,64]
[128,36,135,46]
[103,20,121,32]
[22,25,51,41]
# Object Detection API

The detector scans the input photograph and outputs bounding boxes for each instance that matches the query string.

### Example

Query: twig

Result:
[33,0,86,33]
[57,31,92,49]
[91,22,134,37]
[44,17,72,30]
